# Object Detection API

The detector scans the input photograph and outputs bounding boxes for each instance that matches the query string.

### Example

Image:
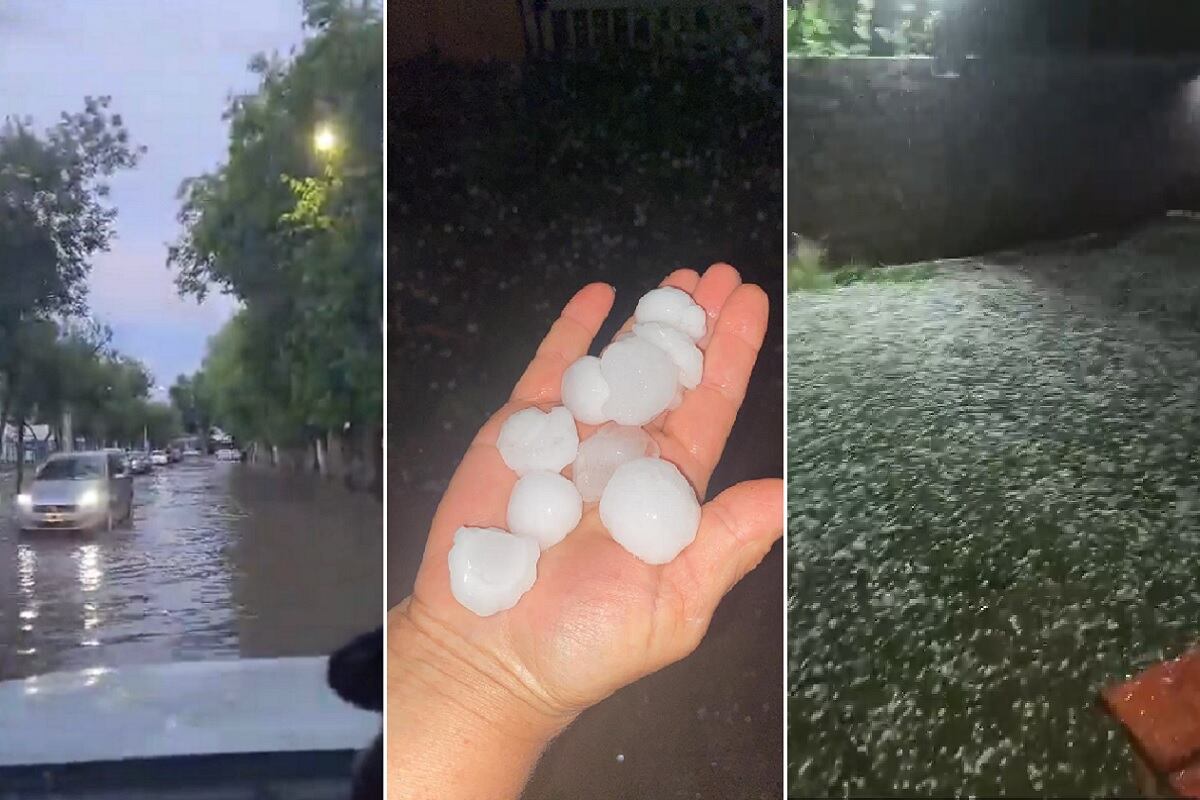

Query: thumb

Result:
[682,478,784,621]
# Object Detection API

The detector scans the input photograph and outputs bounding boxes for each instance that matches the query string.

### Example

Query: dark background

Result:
[788,55,1200,265]
[790,0,1200,265]
[391,33,784,800]
[950,0,1200,55]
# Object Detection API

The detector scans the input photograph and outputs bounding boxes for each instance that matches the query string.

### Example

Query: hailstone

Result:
[599,457,701,565]
[507,470,583,549]
[561,355,609,425]
[572,423,661,503]
[599,337,678,426]
[635,286,707,341]
[633,321,704,389]
[497,406,579,475]
[447,527,540,617]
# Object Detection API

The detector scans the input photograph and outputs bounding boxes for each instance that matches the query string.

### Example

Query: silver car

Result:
[16,451,134,532]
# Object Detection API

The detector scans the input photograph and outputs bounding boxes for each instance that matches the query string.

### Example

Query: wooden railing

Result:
[522,1,773,58]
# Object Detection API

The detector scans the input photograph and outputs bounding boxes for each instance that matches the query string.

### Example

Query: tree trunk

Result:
[0,391,11,472]
[315,434,329,477]
[516,0,532,57]
[15,414,26,489]
[533,1,546,57]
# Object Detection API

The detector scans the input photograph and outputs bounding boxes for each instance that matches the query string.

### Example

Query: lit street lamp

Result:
[313,124,337,155]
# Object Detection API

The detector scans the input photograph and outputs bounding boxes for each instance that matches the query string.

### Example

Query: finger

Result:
[659,282,769,493]
[690,263,743,348]
[611,268,701,341]
[667,478,784,642]
[511,282,615,404]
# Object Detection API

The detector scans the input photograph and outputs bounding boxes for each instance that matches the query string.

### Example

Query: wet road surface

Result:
[788,223,1200,796]
[0,457,381,682]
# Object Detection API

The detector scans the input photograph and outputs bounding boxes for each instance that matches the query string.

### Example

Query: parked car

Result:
[149,450,170,466]
[16,451,134,532]
[127,451,152,474]
[168,448,183,464]
[182,448,203,458]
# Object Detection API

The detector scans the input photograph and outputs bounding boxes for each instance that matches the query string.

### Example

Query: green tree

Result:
[168,372,212,437]
[139,401,182,449]
[168,0,381,484]
[788,0,940,56]
[0,97,141,484]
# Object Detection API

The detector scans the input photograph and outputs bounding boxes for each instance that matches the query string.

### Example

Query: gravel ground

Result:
[787,219,1200,796]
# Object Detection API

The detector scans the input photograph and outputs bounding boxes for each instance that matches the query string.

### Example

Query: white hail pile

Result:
[448,285,707,617]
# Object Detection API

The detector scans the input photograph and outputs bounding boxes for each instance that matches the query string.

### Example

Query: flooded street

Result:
[787,223,1200,796]
[0,458,381,682]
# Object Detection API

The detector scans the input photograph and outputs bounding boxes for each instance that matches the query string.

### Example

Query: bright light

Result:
[78,488,102,509]
[16,493,31,507]
[314,124,337,154]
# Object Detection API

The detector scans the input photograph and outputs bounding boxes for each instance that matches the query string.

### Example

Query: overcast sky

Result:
[0,1,306,395]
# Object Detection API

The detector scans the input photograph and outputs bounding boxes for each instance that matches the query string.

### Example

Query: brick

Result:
[1101,647,1200,774]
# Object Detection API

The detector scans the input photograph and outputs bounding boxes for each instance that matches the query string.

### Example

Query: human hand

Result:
[389,264,782,798]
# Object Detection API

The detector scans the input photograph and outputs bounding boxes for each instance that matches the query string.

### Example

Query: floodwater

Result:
[0,458,381,682]
[787,225,1200,796]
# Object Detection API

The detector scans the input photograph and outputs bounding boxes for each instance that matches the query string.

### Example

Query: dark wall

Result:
[788,56,1200,264]
[952,0,1200,56]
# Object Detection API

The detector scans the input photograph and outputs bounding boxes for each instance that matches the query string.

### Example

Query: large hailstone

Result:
[599,337,678,426]
[447,527,540,617]
[635,286,707,342]
[599,457,701,565]
[497,406,579,475]
[561,356,609,425]
[572,423,661,503]
[507,470,582,549]
[633,322,703,390]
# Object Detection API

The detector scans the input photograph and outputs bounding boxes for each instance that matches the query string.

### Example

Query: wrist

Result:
[386,598,575,799]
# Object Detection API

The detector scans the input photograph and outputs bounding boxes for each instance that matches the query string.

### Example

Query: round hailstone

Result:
[599,457,701,565]
[507,470,583,549]
[635,286,707,342]
[497,406,579,475]
[561,356,610,425]
[447,527,540,617]
[633,321,704,390]
[573,423,661,503]
[599,337,679,426]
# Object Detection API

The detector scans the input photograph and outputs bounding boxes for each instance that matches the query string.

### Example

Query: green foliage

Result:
[2,317,177,448]
[169,0,382,448]
[0,97,144,475]
[192,311,309,447]
[168,372,211,435]
[0,97,143,324]
[831,262,937,285]
[788,237,837,291]
[788,236,936,292]
[788,0,941,57]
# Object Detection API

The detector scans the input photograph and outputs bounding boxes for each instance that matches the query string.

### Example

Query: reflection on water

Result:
[0,459,381,681]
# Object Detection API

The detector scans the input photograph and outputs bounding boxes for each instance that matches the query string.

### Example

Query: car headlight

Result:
[16,493,31,508]
[78,489,103,509]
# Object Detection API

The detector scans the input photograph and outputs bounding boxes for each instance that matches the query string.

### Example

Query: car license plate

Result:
[44,513,63,523]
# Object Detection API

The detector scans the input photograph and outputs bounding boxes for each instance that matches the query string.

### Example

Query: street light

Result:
[313,124,337,155]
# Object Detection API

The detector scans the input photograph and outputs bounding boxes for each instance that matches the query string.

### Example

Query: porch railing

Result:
[523,1,772,58]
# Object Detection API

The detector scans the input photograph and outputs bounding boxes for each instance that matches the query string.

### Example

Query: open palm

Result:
[398,264,783,721]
